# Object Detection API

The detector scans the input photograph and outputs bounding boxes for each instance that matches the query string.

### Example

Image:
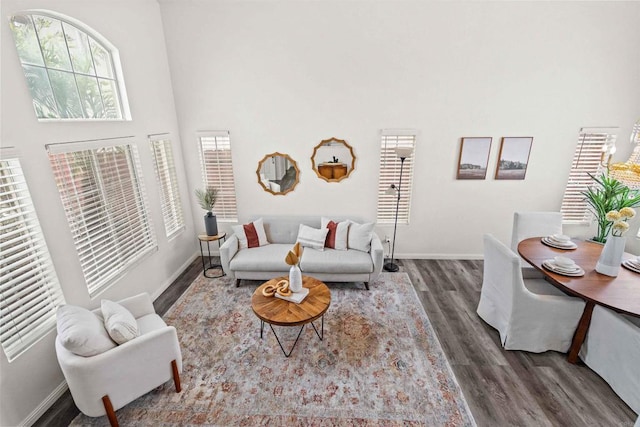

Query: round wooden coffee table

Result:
[251,276,331,357]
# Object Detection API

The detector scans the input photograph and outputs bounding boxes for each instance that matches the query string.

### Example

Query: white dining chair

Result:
[511,211,563,278]
[477,234,586,353]
[579,305,640,414]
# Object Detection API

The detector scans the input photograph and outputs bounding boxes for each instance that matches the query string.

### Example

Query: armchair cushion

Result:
[57,305,116,357]
[101,300,139,345]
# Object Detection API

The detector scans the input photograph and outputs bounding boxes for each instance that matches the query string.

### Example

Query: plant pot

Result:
[204,212,218,236]
[595,235,625,277]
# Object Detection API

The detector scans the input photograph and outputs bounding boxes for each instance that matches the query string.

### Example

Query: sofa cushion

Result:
[296,224,329,250]
[300,248,374,273]
[229,244,292,271]
[232,218,269,249]
[347,221,375,252]
[101,300,139,345]
[57,305,117,357]
[321,217,349,250]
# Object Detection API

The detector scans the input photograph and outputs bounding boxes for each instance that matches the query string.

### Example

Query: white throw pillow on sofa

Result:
[56,305,117,357]
[321,217,350,250]
[348,221,375,252]
[101,300,140,345]
[232,218,269,249]
[296,224,329,251]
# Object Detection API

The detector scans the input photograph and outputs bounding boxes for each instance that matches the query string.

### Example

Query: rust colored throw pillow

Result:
[321,217,350,250]
[231,218,269,249]
[325,221,338,248]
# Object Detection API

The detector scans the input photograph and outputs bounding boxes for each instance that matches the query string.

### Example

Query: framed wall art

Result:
[495,137,533,180]
[456,137,492,179]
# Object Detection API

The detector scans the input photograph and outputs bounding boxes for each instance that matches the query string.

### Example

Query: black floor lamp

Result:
[383,146,413,272]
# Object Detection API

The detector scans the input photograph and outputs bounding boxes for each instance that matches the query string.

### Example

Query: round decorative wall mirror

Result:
[311,137,356,182]
[256,152,300,195]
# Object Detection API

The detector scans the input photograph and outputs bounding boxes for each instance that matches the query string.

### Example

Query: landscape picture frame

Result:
[495,137,533,180]
[456,137,492,180]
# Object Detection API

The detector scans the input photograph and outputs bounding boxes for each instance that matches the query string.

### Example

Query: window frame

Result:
[0,148,66,362]
[560,127,618,225]
[47,138,156,297]
[149,135,185,240]
[8,10,131,121]
[376,130,417,225]
[197,131,238,221]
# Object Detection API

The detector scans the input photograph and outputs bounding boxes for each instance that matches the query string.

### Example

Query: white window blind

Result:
[0,152,65,362]
[376,132,416,224]
[560,128,617,224]
[198,132,237,220]
[48,139,156,296]
[149,137,185,239]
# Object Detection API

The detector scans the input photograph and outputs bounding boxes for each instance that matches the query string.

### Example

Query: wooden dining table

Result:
[518,237,640,363]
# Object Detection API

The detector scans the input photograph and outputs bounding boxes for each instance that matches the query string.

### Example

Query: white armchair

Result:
[580,305,640,415]
[477,234,586,353]
[511,211,563,279]
[55,293,182,426]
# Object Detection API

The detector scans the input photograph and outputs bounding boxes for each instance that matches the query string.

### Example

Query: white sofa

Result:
[220,216,384,289]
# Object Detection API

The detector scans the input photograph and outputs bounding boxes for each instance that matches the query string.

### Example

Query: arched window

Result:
[9,12,130,120]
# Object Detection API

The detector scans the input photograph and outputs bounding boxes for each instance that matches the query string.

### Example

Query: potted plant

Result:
[582,173,640,243]
[195,187,219,236]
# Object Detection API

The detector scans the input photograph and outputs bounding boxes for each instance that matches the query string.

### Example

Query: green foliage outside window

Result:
[9,13,123,120]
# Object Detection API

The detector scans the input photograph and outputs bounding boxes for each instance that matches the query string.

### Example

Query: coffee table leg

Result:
[310,315,324,341]
[260,320,264,339]
[268,324,306,357]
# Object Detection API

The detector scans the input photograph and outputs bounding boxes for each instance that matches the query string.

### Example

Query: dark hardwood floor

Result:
[35,258,636,426]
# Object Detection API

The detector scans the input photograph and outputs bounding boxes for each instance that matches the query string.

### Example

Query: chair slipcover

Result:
[55,293,182,418]
[580,305,640,415]
[511,211,563,279]
[477,234,586,353]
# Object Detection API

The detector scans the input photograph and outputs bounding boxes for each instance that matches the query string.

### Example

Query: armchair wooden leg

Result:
[235,279,241,288]
[102,395,119,427]
[364,282,369,290]
[171,359,182,392]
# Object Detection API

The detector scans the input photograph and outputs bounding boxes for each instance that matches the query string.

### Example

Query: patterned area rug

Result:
[72,273,475,426]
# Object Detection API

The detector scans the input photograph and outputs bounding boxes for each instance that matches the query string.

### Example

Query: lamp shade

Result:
[394,147,414,159]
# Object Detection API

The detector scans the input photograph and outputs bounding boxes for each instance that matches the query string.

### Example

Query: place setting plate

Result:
[542,258,585,277]
[541,234,578,250]
[621,259,640,274]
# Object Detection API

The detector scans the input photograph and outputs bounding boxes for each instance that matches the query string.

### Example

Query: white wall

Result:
[160,0,640,257]
[0,0,195,425]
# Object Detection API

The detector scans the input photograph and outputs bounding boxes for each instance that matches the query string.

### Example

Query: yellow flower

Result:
[605,210,621,222]
[619,207,636,220]
[612,220,630,235]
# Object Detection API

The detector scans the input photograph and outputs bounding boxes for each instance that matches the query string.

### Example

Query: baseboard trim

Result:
[22,380,68,427]
[151,252,200,301]
[395,253,483,260]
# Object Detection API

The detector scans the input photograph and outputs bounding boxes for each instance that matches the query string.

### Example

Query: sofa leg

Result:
[364,282,369,290]
[235,279,241,288]
[171,359,182,392]
[102,395,119,427]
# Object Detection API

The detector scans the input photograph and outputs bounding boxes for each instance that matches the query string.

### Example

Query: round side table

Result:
[197,233,226,278]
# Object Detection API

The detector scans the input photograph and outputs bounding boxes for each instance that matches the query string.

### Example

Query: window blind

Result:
[0,154,65,362]
[376,133,416,224]
[560,128,617,224]
[198,132,237,221]
[48,140,156,296]
[149,137,185,239]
